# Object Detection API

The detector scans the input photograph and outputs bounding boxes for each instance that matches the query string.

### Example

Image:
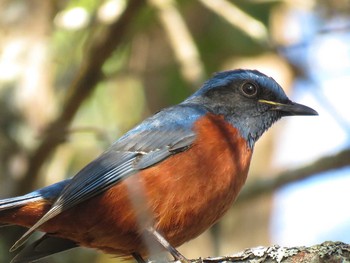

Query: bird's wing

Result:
[12,104,206,251]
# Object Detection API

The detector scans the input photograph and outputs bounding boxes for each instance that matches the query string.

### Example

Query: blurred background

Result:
[0,0,349,262]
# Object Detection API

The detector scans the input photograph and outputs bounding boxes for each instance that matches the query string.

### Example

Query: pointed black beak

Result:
[276,101,318,116]
[259,100,318,116]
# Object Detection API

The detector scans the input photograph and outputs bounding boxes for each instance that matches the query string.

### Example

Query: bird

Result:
[0,69,317,263]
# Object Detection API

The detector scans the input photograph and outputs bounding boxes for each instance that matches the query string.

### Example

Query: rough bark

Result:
[187,241,350,263]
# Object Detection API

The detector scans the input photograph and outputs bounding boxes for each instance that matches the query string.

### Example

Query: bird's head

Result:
[184,69,318,148]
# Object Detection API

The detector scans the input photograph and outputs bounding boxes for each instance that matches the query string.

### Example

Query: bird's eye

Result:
[241,82,258,98]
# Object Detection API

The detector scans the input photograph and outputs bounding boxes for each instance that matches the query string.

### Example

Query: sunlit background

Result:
[270,5,350,247]
[0,0,349,262]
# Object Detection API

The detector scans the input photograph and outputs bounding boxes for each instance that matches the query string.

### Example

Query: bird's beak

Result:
[259,99,318,116]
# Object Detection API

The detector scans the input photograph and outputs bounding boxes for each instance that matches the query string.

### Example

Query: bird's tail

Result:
[0,179,70,227]
[0,179,79,263]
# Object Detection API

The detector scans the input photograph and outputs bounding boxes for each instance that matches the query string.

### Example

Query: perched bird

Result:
[0,69,317,263]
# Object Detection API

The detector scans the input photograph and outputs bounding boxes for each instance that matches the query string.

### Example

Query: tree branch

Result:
[192,241,350,263]
[237,148,350,203]
[149,0,205,88]
[199,0,268,44]
[17,0,145,194]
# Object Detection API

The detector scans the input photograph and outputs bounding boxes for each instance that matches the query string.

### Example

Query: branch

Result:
[199,0,268,44]
[149,0,205,88]
[17,0,145,194]
[191,241,350,263]
[237,148,350,203]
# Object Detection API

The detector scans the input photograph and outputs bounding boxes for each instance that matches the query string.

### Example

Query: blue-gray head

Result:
[184,69,317,148]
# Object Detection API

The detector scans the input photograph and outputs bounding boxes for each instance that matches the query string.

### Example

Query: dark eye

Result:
[241,82,258,98]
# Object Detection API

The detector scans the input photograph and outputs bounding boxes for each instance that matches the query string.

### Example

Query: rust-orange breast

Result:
[141,113,253,246]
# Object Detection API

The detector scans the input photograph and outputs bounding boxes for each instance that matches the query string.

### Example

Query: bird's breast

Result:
[139,113,253,246]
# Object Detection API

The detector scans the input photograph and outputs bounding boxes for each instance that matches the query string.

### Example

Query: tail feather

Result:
[0,193,44,211]
[0,179,71,225]
[0,179,70,212]
[0,179,74,261]
[11,235,78,263]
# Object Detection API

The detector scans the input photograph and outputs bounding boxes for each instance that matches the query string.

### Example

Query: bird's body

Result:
[1,111,252,257]
[0,70,317,262]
